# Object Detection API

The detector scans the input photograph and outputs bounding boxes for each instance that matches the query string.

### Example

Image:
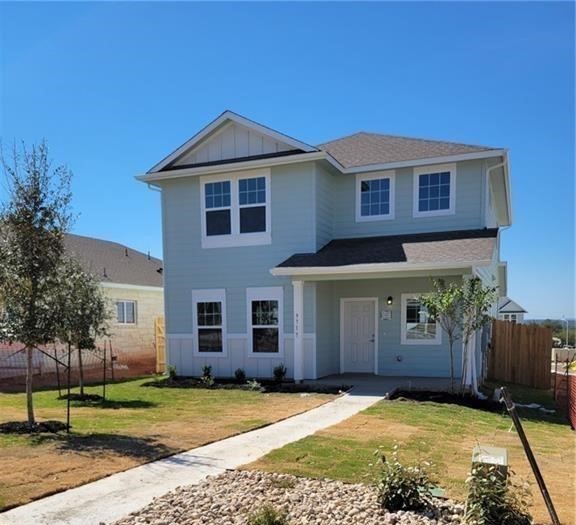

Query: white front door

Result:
[341,299,376,373]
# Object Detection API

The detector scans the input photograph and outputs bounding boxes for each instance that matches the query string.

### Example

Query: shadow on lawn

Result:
[57,396,158,410]
[31,433,177,459]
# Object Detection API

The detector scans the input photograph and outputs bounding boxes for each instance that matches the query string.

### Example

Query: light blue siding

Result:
[315,164,334,249]
[316,281,338,377]
[332,160,485,239]
[317,276,464,378]
[161,162,317,336]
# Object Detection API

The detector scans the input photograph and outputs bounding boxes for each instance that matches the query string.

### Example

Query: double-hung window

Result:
[193,289,226,355]
[401,294,441,345]
[201,169,271,248]
[413,164,456,217]
[116,300,136,325]
[356,171,395,222]
[247,287,283,355]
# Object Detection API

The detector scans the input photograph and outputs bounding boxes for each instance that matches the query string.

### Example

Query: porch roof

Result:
[271,228,497,277]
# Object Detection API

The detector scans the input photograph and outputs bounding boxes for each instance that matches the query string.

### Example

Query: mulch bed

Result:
[389,390,503,413]
[58,393,103,402]
[142,377,349,395]
[0,420,68,434]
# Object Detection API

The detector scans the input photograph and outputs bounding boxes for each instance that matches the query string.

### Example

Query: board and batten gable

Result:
[326,159,489,239]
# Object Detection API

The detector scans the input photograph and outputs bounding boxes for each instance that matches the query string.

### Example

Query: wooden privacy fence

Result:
[155,317,166,374]
[488,319,552,389]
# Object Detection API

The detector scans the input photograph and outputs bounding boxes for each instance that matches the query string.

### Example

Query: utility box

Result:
[472,445,509,482]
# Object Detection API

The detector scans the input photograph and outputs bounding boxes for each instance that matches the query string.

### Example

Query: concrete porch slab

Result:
[305,373,453,396]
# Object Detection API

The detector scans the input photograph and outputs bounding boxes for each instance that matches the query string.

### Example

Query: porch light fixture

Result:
[387,296,393,306]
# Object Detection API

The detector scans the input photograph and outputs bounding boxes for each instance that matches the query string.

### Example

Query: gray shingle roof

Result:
[498,297,527,313]
[277,229,498,268]
[318,132,500,169]
[64,234,163,288]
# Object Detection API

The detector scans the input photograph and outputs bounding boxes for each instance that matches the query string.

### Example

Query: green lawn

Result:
[248,383,574,525]
[0,377,334,510]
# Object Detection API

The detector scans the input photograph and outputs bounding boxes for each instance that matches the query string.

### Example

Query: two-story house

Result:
[138,111,511,392]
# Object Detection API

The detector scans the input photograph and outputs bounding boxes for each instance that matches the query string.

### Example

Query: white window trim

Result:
[355,171,396,222]
[400,293,442,345]
[412,163,456,218]
[200,168,271,249]
[246,286,284,358]
[192,289,227,357]
[115,300,137,325]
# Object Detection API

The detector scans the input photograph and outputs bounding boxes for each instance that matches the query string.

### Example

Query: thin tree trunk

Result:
[448,340,455,394]
[26,345,35,427]
[77,347,84,396]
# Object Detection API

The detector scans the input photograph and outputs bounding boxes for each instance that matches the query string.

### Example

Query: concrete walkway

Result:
[0,389,384,525]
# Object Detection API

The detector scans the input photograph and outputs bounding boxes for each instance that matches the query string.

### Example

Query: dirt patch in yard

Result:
[317,414,420,442]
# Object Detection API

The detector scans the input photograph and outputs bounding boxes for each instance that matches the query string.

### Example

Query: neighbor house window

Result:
[247,287,283,355]
[356,172,395,222]
[413,164,456,217]
[201,169,271,248]
[401,294,441,345]
[193,289,226,355]
[116,300,136,324]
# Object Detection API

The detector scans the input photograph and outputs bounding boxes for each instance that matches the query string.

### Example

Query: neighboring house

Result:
[63,234,164,376]
[497,296,527,323]
[138,111,512,390]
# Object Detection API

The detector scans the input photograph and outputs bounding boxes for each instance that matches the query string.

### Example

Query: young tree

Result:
[0,142,73,426]
[420,279,462,393]
[460,277,498,394]
[55,257,110,396]
[421,277,497,395]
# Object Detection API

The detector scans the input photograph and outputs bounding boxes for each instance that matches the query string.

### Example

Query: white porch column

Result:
[292,280,304,383]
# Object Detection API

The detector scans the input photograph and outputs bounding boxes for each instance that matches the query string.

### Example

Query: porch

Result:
[304,373,453,396]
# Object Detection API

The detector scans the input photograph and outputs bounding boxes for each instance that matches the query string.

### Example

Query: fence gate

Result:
[154,317,166,374]
[487,319,552,389]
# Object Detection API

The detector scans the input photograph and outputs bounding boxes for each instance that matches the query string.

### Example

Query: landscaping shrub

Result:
[167,365,177,379]
[200,365,214,387]
[465,466,532,525]
[273,363,287,383]
[247,379,262,391]
[374,445,435,512]
[235,368,247,383]
[247,503,290,525]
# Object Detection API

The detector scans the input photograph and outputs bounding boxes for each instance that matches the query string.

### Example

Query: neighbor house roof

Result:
[498,297,527,314]
[276,229,498,269]
[317,132,500,169]
[64,234,163,288]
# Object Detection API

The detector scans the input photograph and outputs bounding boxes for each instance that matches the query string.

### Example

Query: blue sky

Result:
[1,2,574,319]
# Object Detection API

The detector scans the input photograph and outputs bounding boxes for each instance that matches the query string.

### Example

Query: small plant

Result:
[273,363,288,383]
[247,379,262,391]
[167,364,177,379]
[247,503,290,525]
[200,365,214,387]
[235,368,247,383]
[270,477,296,490]
[373,445,434,512]
[465,466,532,525]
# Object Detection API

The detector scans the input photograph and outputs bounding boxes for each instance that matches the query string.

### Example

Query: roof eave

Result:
[339,149,509,173]
[270,260,491,278]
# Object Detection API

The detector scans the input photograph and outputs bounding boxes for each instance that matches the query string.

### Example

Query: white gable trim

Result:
[149,111,318,173]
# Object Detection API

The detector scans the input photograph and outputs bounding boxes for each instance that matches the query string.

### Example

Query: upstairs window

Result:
[239,177,266,233]
[116,300,136,324]
[201,169,271,248]
[413,164,456,217]
[355,172,395,222]
[205,181,231,236]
